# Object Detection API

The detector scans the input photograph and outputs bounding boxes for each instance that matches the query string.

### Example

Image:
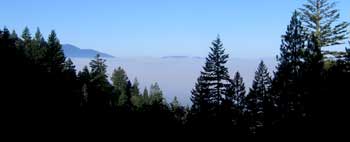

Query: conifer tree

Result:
[21,27,31,49]
[273,11,308,124]
[87,54,112,112]
[246,61,272,135]
[46,30,65,73]
[142,87,150,105]
[31,28,46,63]
[111,67,129,95]
[149,82,164,105]
[131,78,142,108]
[299,0,349,47]
[191,75,212,114]
[201,35,230,106]
[227,71,246,110]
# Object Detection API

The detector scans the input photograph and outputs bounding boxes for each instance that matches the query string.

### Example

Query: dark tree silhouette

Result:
[201,35,230,106]
[246,61,272,136]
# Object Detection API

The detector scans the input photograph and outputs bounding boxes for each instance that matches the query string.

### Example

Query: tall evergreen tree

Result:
[118,80,133,111]
[87,54,112,112]
[273,11,308,124]
[78,66,91,84]
[201,35,230,106]
[142,87,150,105]
[111,67,129,95]
[31,28,46,63]
[0,28,22,111]
[90,54,108,81]
[246,61,272,135]
[46,30,65,73]
[62,58,81,112]
[299,0,349,47]
[131,78,140,96]
[149,82,164,105]
[191,75,212,114]
[190,75,213,128]
[130,78,143,108]
[77,66,91,110]
[21,27,31,49]
[170,96,186,125]
[64,59,76,77]
[111,66,129,108]
[226,71,246,110]
[10,30,18,39]
[219,71,247,132]
[170,96,180,110]
[302,34,324,118]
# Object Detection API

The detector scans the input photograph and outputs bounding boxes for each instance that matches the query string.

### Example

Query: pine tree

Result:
[246,61,272,135]
[111,66,129,109]
[111,67,129,96]
[201,35,230,106]
[87,54,112,112]
[142,87,150,105]
[62,58,81,112]
[299,0,349,47]
[118,80,133,111]
[130,78,142,108]
[64,58,76,77]
[302,35,324,119]
[131,78,140,96]
[78,66,91,110]
[191,75,212,114]
[226,71,246,110]
[0,28,21,111]
[78,66,91,84]
[10,30,20,48]
[149,82,164,105]
[46,30,65,73]
[273,11,308,124]
[170,96,186,125]
[190,75,213,128]
[31,28,46,63]
[170,96,180,110]
[21,27,31,49]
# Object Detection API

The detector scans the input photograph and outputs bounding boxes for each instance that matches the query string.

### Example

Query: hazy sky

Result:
[1,0,349,58]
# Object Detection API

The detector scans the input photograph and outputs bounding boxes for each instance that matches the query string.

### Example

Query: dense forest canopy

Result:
[0,0,349,137]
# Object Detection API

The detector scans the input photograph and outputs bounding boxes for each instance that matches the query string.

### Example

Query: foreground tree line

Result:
[0,0,349,137]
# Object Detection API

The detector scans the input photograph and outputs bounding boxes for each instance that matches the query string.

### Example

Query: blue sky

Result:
[1,0,349,58]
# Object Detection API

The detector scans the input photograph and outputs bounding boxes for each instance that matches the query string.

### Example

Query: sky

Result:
[1,0,349,58]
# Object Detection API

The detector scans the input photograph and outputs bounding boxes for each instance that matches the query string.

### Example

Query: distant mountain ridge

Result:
[161,56,205,59]
[62,44,114,58]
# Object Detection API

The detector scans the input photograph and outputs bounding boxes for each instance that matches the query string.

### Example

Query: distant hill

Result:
[161,56,205,59]
[62,44,114,58]
[161,56,190,59]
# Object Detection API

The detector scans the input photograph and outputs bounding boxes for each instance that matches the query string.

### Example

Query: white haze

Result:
[71,57,277,105]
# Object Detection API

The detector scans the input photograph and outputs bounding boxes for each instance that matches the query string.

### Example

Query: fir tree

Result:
[142,87,150,105]
[246,61,272,135]
[191,75,212,114]
[149,82,164,105]
[87,54,112,112]
[299,0,349,47]
[273,11,308,125]
[201,35,230,106]
[21,27,31,48]
[227,71,246,110]
[111,67,129,96]
[46,30,65,73]
[130,78,142,108]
